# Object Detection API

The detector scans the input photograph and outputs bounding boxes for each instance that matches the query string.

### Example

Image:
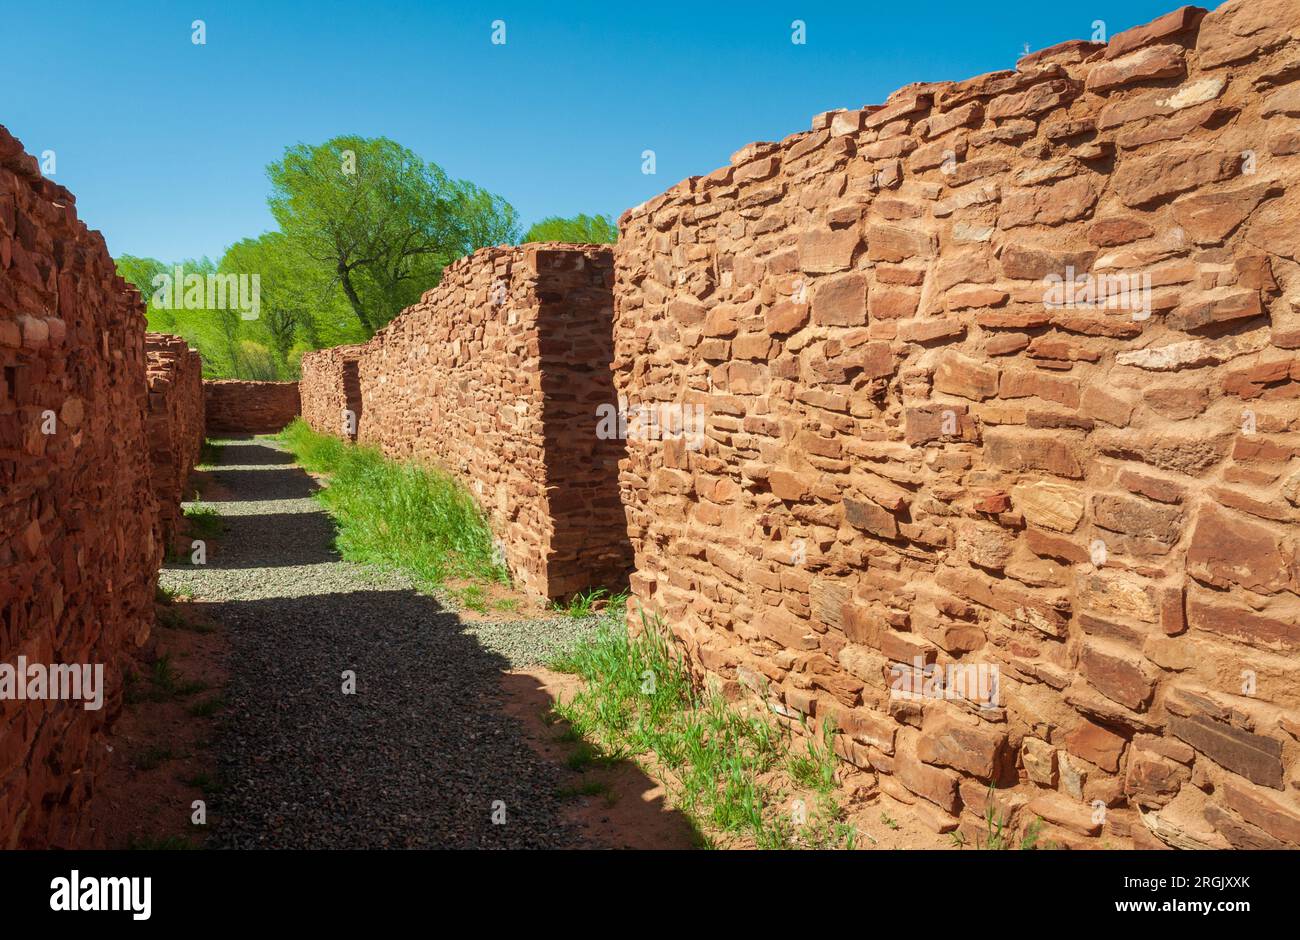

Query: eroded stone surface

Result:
[612,0,1300,848]
[1,124,163,848]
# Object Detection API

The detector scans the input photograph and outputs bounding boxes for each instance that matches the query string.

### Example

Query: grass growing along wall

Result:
[279,419,508,587]
[548,602,855,849]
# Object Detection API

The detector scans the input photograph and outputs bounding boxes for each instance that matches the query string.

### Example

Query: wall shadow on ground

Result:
[166,512,342,570]
[210,438,297,466]
[197,587,692,849]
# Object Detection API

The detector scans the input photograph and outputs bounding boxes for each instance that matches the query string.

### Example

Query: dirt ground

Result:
[89,595,227,849]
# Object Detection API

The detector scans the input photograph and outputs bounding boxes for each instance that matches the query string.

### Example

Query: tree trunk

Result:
[338,265,374,336]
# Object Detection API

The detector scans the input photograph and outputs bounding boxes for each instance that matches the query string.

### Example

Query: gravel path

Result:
[160,437,601,849]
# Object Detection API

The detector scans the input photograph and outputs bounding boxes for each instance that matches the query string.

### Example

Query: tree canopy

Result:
[267,136,518,337]
[522,213,618,244]
[120,136,619,380]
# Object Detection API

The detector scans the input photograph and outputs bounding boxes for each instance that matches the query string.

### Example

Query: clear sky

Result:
[2,0,1194,263]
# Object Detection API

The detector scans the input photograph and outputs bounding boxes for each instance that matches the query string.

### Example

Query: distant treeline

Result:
[117,135,617,380]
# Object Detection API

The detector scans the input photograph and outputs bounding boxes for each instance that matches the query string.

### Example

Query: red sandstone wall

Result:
[613,0,1300,848]
[203,379,300,435]
[146,333,204,551]
[355,244,630,600]
[300,343,364,441]
[0,125,159,847]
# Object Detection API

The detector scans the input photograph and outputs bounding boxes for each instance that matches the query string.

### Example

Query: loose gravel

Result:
[161,437,602,848]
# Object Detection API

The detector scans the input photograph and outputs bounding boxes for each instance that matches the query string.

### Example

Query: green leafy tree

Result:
[522,213,618,244]
[266,135,519,336]
[115,254,170,299]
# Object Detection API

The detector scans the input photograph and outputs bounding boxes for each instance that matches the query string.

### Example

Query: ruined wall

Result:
[0,125,159,847]
[145,333,204,551]
[299,343,364,441]
[356,244,630,600]
[203,379,300,435]
[613,0,1300,848]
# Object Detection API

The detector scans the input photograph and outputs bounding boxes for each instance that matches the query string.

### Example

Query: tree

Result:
[266,136,519,336]
[522,213,618,244]
[220,233,310,371]
[115,254,170,299]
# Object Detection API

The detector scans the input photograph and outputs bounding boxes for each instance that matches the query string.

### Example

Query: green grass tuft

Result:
[279,419,508,587]
[548,610,852,849]
[184,497,223,540]
[553,587,630,619]
[197,439,224,469]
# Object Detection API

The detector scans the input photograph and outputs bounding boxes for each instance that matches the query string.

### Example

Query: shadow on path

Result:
[183,436,690,848]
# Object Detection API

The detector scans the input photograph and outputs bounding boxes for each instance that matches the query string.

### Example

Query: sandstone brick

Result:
[812,272,867,326]
[1114,146,1240,208]
[1025,793,1103,836]
[799,228,860,273]
[1000,245,1096,281]
[1170,180,1283,246]
[895,748,961,813]
[866,224,935,263]
[1012,481,1084,532]
[916,715,1008,780]
[1088,217,1155,246]
[1021,738,1058,786]
[1066,722,1128,769]
[1079,640,1158,712]
[1092,493,1182,544]
[998,369,1079,407]
[843,497,898,539]
[1086,44,1187,94]
[1186,503,1289,594]
[1169,713,1284,789]
[1105,5,1207,59]
[765,301,809,335]
[1222,780,1300,846]
[934,352,998,401]
[1186,593,1300,650]
[984,428,1084,478]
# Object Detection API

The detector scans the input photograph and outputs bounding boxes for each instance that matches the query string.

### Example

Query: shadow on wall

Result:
[536,248,634,600]
[342,359,363,442]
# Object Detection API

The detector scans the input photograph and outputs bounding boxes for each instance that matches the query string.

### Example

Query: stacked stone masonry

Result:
[299,343,365,441]
[145,333,204,551]
[0,125,159,847]
[613,0,1300,848]
[305,244,631,601]
[203,379,300,435]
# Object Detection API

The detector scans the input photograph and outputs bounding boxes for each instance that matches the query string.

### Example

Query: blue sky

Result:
[2,0,1192,262]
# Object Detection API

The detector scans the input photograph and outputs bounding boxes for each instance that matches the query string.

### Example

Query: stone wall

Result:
[613,0,1300,848]
[0,124,159,847]
[299,343,364,441]
[204,379,300,435]
[145,333,204,551]
[351,244,630,600]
